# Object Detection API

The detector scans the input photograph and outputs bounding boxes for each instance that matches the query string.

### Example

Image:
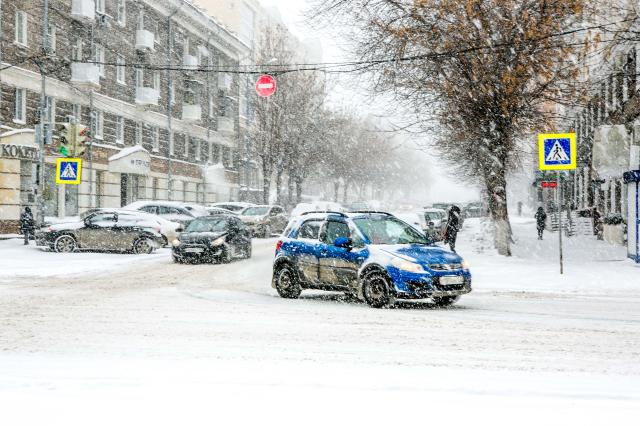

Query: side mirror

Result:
[175,227,184,233]
[334,237,352,250]
[428,221,435,227]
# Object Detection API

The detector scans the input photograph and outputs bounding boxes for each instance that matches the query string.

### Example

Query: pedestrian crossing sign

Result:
[55,158,82,185]
[538,133,576,170]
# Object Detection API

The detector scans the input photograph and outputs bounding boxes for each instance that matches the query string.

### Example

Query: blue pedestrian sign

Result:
[538,133,576,170]
[55,158,82,185]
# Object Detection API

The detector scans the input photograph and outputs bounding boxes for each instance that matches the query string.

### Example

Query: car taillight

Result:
[275,240,283,253]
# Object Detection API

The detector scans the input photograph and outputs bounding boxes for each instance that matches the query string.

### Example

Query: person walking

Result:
[592,207,603,240]
[535,206,547,240]
[20,206,35,245]
[443,205,461,252]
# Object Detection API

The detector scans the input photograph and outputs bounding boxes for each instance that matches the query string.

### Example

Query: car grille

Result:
[429,263,463,271]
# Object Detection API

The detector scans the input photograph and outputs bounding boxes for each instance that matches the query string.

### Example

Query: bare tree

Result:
[312,0,588,255]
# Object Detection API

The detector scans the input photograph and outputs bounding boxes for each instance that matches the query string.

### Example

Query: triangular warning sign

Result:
[545,141,570,162]
[61,163,77,179]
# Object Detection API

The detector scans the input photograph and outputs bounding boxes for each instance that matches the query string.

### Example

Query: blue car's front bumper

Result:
[387,267,472,299]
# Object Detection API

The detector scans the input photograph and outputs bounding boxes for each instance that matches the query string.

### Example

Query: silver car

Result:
[239,205,288,238]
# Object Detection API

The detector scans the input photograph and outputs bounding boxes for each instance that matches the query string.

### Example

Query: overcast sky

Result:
[259,0,478,203]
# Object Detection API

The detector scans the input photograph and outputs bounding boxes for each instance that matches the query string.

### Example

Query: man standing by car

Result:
[535,206,547,240]
[20,207,35,245]
[443,205,461,252]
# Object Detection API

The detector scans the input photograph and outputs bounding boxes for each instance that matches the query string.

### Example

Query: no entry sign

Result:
[255,74,276,97]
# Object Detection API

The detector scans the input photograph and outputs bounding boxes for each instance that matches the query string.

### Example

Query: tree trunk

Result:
[275,168,284,206]
[262,166,271,205]
[334,181,340,202]
[485,166,511,256]
[287,174,295,208]
[295,177,304,204]
[342,181,349,203]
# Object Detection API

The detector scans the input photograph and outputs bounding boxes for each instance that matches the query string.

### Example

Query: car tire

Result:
[220,247,232,264]
[161,235,168,247]
[173,255,184,264]
[362,271,393,308]
[262,225,271,238]
[275,264,301,299]
[432,296,459,307]
[133,238,154,254]
[54,235,77,253]
[243,243,252,259]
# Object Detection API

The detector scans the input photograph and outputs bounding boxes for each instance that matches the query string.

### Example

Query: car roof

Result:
[125,201,192,209]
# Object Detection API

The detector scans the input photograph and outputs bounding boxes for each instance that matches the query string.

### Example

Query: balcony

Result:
[182,104,202,122]
[217,117,234,135]
[71,63,100,88]
[183,55,198,70]
[136,87,160,106]
[135,30,155,51]
[72,0,95,21]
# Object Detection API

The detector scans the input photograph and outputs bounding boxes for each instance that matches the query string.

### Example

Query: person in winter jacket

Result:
[443,205,461,252]
[20,206,36,245]
[535,206,547,240]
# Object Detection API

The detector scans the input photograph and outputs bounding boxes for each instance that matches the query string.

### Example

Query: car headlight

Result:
[172,239,181,247]
[461,259,470,270]
[211,237,225,246]
[391,257,425,273]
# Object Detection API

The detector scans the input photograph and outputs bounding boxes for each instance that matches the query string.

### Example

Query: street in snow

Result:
[1,218,638,425]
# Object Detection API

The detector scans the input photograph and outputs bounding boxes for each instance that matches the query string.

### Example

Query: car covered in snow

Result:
[272,211,471,308]
[35,211,164,254]
[122,201,207,226]
[171,215,252,263]
[207,202,255,213]
[239,205,288,238]
[422,208,448,241]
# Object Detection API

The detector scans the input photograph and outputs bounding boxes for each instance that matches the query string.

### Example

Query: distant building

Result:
[0,0,250,233]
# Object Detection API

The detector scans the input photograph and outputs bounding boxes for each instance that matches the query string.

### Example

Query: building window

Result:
[169,132,174,155]
[14,11,27,46]
[184,135,190,158]
[116,117,124,144]
[14,88,26,123]
[153,71,161,93]
[152,127,159,152]
[136,122,143,145]
[96,0,105,14]
[152,178,159,200]
[72,104,82,122]
[48,25,56,52]
[117,0,126,26]
[209,92,215,117]
[138,11,145,31]
[72,39,83,61]
[170,84,176,105]
[195,139,201,161]
[135,68,143,87]
[116,56,126,84]
[95,45,105,77]
[92,111,104,140]
[44,96,55,123]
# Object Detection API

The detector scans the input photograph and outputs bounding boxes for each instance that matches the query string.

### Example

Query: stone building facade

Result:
[0,0,249,233]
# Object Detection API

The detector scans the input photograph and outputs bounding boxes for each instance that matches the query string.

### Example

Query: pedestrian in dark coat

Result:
[20,206,35,245]
[443,205,461,252]
[534,207,547,240]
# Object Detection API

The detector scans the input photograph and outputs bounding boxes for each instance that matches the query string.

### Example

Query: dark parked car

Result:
[172,215,252,263]
[35,211,164,254]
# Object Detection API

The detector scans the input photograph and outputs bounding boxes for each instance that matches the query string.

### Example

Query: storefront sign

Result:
[0,144,38,161]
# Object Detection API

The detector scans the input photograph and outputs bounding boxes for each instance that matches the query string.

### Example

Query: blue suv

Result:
[272,212,471,308]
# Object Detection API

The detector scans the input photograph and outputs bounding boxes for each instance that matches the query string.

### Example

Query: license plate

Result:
[185,247,204,253]
[440,275,464,285]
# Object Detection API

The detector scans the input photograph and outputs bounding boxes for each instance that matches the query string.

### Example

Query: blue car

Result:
[272,211,471,308]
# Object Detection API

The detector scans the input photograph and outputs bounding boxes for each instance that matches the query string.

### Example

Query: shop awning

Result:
[108,145,151,175]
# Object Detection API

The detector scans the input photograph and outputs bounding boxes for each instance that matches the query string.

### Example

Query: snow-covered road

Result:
[1,221,639,425]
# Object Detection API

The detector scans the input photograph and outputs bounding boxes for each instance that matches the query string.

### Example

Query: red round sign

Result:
[255,74,277,97]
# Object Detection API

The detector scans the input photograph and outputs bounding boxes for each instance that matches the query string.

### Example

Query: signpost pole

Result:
[557,170,563,274]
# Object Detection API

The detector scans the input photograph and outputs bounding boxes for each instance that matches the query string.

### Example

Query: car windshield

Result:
[353,216,430,245]
[185,218,228,233]
[425,212,443,221]
[242,207,269,216]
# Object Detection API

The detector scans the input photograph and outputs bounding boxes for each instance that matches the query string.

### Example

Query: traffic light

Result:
[74,125,89,157]
[55,123,72,157]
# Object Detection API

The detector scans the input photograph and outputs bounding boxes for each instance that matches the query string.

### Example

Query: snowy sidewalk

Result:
[456,217,639,296]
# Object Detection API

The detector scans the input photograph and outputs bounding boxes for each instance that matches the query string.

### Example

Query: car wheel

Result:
[54,235,77,253]
[262,225,272,238]
[432,296,460,307]
[275,265,301,299]
[133,238,154,254]
[220,247,232,264]
[362,271,393,308]
[161,235,168,247]
[173,255,184,264]
[244,243,252,259]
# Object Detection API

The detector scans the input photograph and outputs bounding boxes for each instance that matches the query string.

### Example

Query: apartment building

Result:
[0,0,249,233]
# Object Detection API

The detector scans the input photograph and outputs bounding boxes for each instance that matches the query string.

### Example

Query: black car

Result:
[171,215,252,263]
